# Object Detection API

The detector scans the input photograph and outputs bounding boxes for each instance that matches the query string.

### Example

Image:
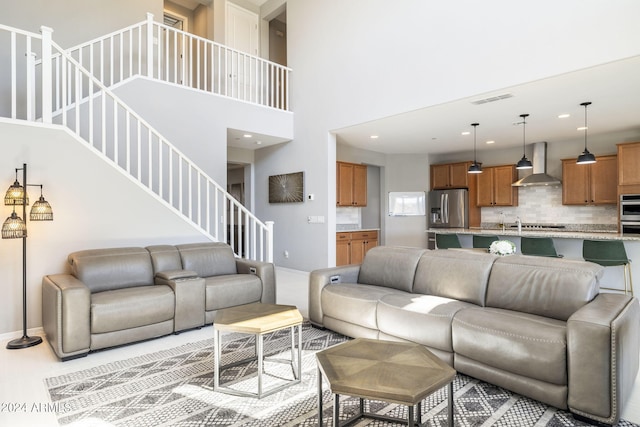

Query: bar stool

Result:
[582,240,634,296]
[473,235,498,249]
[521,237,563,258]
[435,234,461,249]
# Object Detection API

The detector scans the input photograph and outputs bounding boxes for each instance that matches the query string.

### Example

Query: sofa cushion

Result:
[357,246,426,292]
[147,245,183,272]
[91,285,175,333]
[377,293,475,352]
[413,250,496,305]
[205,274,262,311]
[321,283,398,330]
[453,307,567,385]
[486,255,602,321]
[69,247,154,293]
[177,242,238,277]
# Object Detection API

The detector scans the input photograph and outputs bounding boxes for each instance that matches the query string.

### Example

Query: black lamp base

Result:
[6,335,43,349]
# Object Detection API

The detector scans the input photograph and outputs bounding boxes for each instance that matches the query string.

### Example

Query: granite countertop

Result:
[426,227,640,241]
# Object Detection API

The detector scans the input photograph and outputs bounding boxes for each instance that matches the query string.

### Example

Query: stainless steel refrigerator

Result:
[428,189,469,228]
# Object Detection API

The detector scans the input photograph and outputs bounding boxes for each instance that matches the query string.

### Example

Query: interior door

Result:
[226,3,259,99]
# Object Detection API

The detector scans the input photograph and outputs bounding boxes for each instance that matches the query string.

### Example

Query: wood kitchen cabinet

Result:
[430,161,474,190]
[336,230,378,266]
[476,165,518,207]
[337,161,367,206]
[562,155,617,205]
[618,142,640,193]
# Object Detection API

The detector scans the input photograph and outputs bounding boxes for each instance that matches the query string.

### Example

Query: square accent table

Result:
[316,338,456,426]
[213,303,303,398]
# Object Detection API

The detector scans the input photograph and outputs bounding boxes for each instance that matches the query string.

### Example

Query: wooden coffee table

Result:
[213,303,303,398]
[316,338,456,426]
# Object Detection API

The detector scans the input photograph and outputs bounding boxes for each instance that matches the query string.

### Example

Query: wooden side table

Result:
[213,302,303,398]
[316,338,456,426]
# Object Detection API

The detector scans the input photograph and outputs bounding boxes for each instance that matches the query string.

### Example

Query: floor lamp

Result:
[2,163,53,349]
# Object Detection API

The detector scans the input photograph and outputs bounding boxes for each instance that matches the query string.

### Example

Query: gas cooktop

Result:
[509,224,566,230]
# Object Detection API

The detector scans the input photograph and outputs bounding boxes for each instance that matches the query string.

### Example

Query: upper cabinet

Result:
[337,161,367,206]
[618,142,640,193]
[430,161,474,190]
[476,165,518,207]
[562,155,617,205]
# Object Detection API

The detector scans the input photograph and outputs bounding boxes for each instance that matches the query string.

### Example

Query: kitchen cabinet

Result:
[562,155,617,205]
[337,161,367,206]
[476,165,518,207]
[430,161,474,190]
[336,230,378,266]
[618,142,640,193]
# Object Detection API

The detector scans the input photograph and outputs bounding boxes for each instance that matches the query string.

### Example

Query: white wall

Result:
[112,77,293,187]
[0,0,162,47]
[0,120,209,335]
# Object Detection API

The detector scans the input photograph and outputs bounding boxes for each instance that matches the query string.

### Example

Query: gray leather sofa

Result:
[309,246,640,425]
[42,242,275,361]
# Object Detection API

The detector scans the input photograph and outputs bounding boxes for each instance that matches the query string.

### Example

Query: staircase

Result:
[0,15,290,262]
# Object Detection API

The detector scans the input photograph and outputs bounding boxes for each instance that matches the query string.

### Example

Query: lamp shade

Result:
[577,149,596,165]
[516,156,533,169]
[468,162,483,174]
[30,196,53,221]
[2,211,27,239]
[4,180,28,206]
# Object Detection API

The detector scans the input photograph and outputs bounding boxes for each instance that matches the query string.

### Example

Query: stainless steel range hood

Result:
[512,141,562,187]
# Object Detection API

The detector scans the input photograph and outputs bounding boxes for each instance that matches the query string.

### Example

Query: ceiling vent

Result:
[470,93,514,105]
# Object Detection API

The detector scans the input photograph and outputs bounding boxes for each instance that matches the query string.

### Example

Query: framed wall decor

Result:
[269,171,304,203]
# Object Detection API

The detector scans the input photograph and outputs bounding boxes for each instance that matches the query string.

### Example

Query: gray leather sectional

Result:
[42,242,275,361]
[309,246,640,425]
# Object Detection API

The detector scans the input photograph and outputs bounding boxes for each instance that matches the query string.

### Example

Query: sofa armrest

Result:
[42,274,91,360]
[155,269,198,281]
[567,293,640,424]
[236,259,276,304]
[308,265,361,327]
[155,272,205,331]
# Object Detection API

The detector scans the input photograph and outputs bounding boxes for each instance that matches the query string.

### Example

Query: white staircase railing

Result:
[0,23,273,262]
[58,13,290,112]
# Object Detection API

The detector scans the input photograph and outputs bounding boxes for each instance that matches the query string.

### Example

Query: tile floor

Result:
[0,267,638,426]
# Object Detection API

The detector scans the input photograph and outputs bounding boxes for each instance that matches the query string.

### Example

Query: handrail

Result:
[0,23,274,262]
[55,13,291,111]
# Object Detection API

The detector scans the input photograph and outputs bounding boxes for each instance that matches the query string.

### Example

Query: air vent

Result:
[471,93,514,105]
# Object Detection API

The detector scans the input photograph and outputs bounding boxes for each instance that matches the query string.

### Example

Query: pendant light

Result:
[576,101,596,164]
[515,114,533,170]
[468,123,482,174]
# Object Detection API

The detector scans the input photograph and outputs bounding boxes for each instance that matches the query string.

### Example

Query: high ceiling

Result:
[334,55,640,155]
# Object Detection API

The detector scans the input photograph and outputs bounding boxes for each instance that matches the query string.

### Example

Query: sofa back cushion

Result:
[176,242,237,277]
[357,246,426,292]
[486,255,603,321]
[413,250,497,305]
[147,245,182,272]
[68,247,154,293]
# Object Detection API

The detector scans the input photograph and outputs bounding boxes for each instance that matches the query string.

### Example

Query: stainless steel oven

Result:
[621,221,640,236]
[620,194,640,235]
[620,194,640,221]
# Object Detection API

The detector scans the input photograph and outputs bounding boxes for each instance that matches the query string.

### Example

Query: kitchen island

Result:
[427,227,640,294]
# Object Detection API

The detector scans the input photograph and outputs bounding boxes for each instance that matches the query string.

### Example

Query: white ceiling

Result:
[334,55,640,155]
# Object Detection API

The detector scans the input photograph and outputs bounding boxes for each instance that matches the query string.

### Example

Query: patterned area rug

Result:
[45,323,637,427]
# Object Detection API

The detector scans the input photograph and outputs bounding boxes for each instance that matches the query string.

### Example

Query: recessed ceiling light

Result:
[255,141,262,145]
[370,135,379,139]
[577,126,588,131]
[243,134,252,138]
[485,140,495,144]
[558,114,570,119]
[461,131,470,136]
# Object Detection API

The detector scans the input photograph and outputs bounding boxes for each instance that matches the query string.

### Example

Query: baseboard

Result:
[0,327,45,342]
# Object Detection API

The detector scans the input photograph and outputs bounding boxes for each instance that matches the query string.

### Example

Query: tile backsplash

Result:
[481,185,618,231]
[336,207,361,231]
